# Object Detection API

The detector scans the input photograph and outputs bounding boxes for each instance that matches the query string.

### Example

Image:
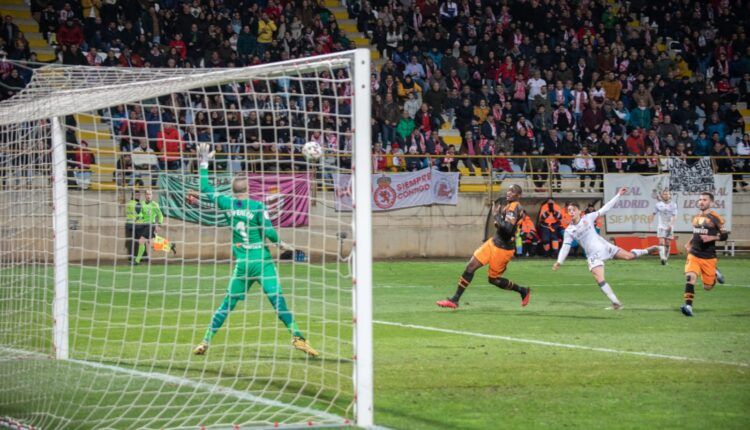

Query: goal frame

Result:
[43,48,373,427]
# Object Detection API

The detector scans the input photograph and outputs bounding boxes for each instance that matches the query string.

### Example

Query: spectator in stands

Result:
[57,18,83,48]
[395,110,415,145]
[626,128,645,155]
[156,122,184,171]
[72,140,95,190]
[131,138,159,186]
[573,146,596,192]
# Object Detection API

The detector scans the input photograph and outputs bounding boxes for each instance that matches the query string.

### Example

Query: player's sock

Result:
[684,283,695,306]
[135,243,146,263]
[630,248,648,257]
[449,271,474,303]
[658,246,665,260]
[203,295,241,342]
[598,281,619,304]
[664,244,670,261]
[491,277,526,296]
[267,293,304,338]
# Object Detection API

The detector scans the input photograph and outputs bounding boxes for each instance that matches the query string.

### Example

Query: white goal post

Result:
[0,49,372,429]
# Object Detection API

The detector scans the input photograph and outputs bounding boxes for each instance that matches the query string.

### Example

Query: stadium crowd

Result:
[0,1,749,191]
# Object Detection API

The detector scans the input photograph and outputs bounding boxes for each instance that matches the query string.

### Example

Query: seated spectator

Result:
[131,138,159,186]
[625,128,645,155]
[439,145,459,172]
[386,143,404,172]
[395,110,415,144]
[72,140,95,190]
[156,122,184,170]
[573,146,596,192]
[403,91,421,118]
[693,131,711,156]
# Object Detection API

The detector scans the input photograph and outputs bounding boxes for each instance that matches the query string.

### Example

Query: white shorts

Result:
[657,226,673,239]
[586,243,620,271]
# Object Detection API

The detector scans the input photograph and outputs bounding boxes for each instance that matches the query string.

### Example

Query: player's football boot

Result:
[715,269,725,284]
[520,288,531,307]
[680,304,693,317]
[612,302,623,310]
[292,336,320,357]
[436,299,458,309]
[193,341,209,355]
[660,258,667,265]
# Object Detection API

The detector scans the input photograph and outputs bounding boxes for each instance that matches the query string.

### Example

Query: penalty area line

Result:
[373,320,749,368]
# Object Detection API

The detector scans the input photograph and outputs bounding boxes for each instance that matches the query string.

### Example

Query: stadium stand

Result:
[0,0,748,193]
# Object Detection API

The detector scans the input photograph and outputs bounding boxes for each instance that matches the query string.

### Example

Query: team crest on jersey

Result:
[373,176,397,209]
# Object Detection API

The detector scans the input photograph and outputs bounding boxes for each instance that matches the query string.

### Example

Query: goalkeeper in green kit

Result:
[192,143,319,357]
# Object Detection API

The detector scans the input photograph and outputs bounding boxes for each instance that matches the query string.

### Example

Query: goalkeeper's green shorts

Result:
[226,258,281,300]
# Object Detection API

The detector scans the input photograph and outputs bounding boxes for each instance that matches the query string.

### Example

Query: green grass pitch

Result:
[1,257,749,429]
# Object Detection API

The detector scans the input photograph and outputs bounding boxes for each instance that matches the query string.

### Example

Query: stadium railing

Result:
[49,146,750,196]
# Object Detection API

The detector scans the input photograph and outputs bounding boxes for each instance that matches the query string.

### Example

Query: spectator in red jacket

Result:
[169,33,187,60]
[56,19,83,47]
[625,128,645,155]
[156,123,184,170]
[73,140,96,190]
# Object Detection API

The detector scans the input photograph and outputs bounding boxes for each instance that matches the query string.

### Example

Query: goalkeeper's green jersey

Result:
[199,167,278,259]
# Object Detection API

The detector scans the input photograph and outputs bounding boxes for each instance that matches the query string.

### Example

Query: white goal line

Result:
[373,321,750,368]
[0,347,345,426]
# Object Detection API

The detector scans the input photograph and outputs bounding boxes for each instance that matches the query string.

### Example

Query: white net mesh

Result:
[0,51,369,429]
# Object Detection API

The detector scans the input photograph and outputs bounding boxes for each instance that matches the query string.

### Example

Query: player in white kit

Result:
[552,187,658,309]
[649,189,677,265]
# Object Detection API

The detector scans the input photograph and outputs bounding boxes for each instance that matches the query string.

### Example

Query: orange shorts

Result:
[685,253,718,286]
[473,238,515,278]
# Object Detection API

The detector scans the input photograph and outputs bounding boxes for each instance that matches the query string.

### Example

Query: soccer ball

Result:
[302,141,322,162]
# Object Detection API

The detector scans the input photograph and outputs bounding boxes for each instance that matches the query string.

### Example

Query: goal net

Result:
[0,49,372,429]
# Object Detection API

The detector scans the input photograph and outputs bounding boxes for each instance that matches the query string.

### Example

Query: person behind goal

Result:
[552,188,657,309]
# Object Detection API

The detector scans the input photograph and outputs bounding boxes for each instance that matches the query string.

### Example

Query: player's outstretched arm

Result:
[197,143,231,210]
[596,187,626,217]
[554,231,573,269]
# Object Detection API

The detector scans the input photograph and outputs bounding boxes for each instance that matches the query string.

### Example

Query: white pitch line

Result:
[374,320,750,368]
[0,347,346,425]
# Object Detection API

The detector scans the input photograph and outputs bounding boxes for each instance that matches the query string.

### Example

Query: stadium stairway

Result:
[73,114,119,191]
[0,0,56,62]
[323,0,380,61]
[739,102,750,133]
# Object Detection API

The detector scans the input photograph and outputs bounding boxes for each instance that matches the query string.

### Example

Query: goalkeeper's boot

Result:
[193,341,209,355]
[520,287,531,307]
[680,304,693,317]
[292,336,319,357]
[436,298,458,309]
[715,268,725,285]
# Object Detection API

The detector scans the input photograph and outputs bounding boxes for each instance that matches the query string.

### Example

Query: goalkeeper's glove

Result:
[197,142,215,169]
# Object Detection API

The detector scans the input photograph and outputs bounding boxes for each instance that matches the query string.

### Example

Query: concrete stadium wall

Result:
[68,191,750,260]
[3,190,748,261]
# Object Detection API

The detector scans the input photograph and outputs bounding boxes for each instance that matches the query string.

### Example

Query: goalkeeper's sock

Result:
[449,271,474,303]
[598,281,619,304]
[268,293,303,338]
[135,244,146,263]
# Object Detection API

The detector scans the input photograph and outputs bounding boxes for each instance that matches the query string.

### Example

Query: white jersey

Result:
[653,201,677,229]
[557,194,622,270]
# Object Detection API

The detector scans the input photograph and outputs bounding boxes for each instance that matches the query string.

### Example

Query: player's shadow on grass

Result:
[375,405,458,430]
